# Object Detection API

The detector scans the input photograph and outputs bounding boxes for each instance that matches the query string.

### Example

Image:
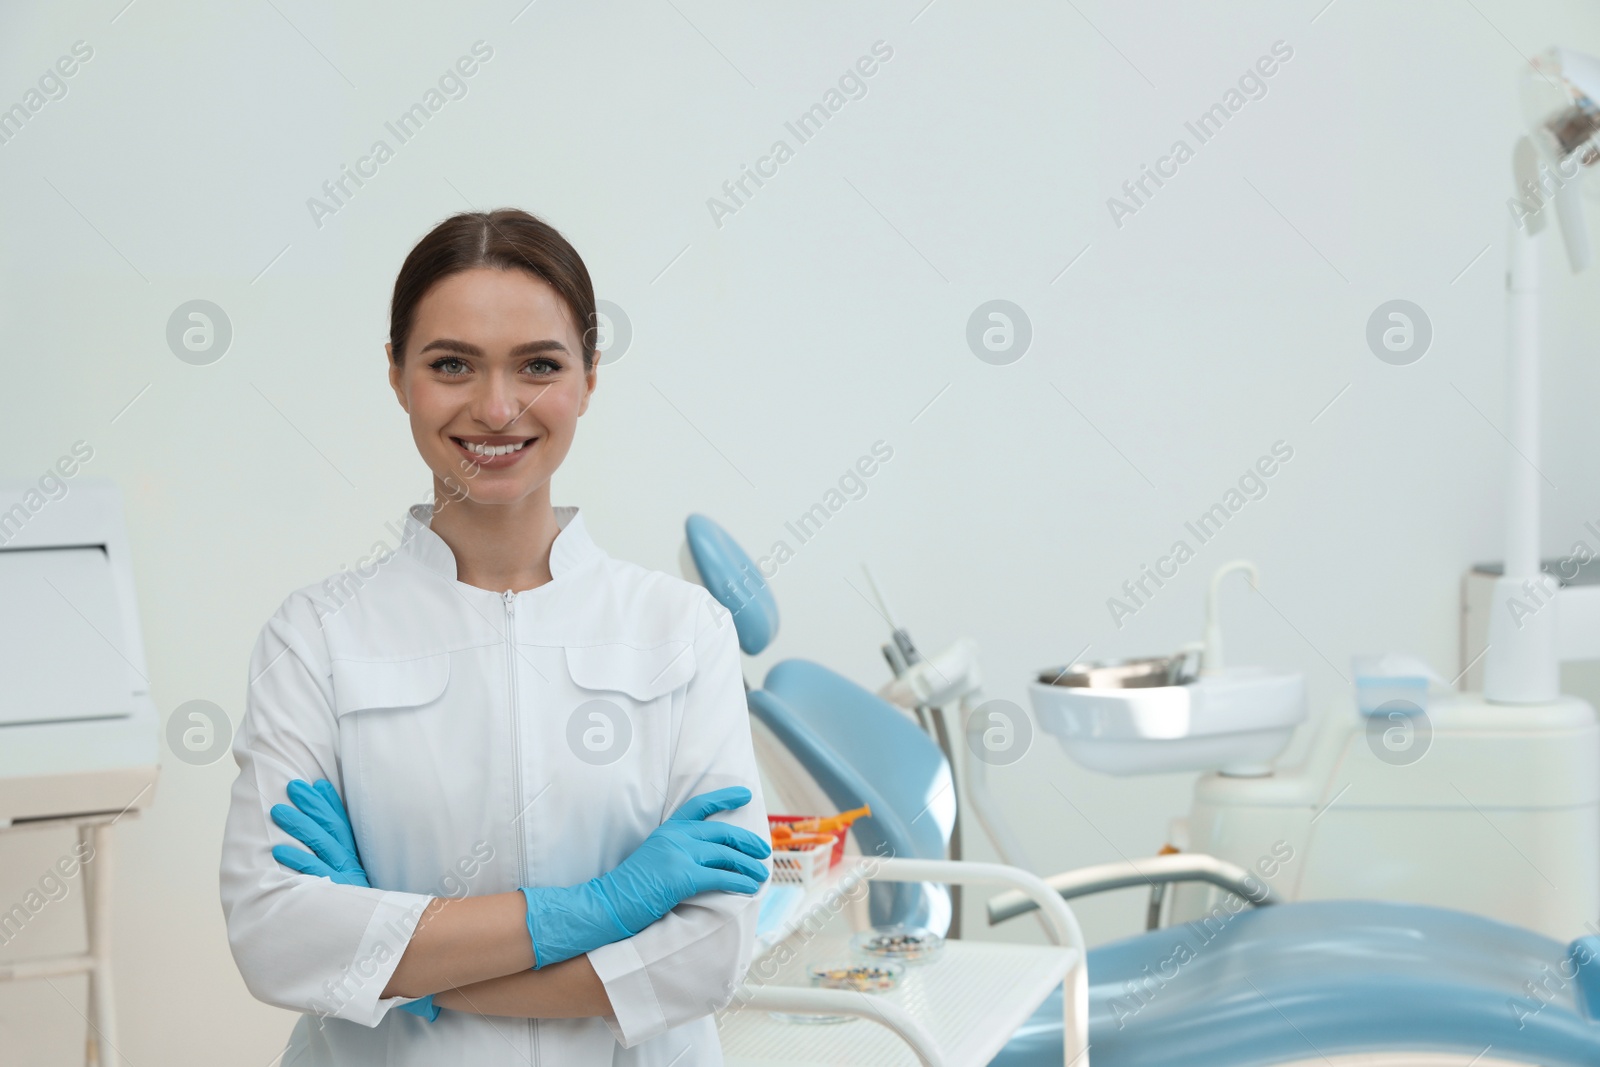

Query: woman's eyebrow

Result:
[418,337,570,357]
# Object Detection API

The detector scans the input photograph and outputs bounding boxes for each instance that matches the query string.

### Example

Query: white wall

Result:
[4,1,1600,1063]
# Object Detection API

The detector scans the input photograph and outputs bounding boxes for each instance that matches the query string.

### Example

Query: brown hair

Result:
[389,208,596,370]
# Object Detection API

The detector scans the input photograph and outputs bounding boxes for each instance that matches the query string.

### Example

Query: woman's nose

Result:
[473,371,542,428]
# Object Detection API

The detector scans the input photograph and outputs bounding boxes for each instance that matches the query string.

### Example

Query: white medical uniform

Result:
[219,501,768,1065]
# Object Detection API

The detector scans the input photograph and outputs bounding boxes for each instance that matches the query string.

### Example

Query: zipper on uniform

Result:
[502,589,539,1064]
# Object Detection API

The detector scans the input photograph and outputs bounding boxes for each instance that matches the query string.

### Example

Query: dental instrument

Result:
[863,561,969,936]
[866,573,1036,877]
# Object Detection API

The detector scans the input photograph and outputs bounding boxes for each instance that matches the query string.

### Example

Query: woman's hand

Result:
[270,778,370,886]
[521,785,772,968]
[271,778,441,1022]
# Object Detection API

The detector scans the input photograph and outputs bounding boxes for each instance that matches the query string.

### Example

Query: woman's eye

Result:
[429,356,470,376]
[526,358,561,376]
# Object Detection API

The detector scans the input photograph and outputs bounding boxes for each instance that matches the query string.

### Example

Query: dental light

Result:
[1484,46,1600,703]
[1519,48,1600,271]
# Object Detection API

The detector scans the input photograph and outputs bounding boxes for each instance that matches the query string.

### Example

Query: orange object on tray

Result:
[768,805,870,869]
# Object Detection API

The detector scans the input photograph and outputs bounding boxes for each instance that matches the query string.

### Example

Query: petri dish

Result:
[766,961,904,1024]
[849,924,945,964]
[808,960,905,993]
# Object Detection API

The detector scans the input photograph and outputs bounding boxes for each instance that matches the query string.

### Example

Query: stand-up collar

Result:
[397,500,604,584]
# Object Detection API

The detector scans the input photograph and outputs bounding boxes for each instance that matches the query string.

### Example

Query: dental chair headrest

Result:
[683,513,779,656]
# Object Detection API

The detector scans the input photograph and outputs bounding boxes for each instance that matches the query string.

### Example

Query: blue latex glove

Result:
[521,785,772,968]
[270,778,368,885]
[270,778,440,1022]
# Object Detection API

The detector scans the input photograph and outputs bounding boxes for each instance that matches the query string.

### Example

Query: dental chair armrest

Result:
[866,857,1090,1066]
[735,987,946,1067]
[986,852,1280,926]
[868,857,1085,951]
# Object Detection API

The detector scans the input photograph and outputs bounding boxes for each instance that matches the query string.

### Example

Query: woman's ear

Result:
[387,344,409,414]
[577,361,597,416]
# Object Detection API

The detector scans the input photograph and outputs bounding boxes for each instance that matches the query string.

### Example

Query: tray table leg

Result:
[80,823,117,1067]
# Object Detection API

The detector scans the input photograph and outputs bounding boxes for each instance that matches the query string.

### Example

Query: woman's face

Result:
[387,266,595,507]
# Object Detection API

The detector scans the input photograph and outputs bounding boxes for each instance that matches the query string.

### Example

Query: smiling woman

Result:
[383,210,603,592]
[219,208,772,1066]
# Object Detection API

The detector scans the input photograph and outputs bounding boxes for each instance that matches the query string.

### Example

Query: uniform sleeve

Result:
[218,591,437,1027]
[586,590,771,1047]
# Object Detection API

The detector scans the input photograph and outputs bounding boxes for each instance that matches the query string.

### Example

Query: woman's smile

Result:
[450,434,538,469]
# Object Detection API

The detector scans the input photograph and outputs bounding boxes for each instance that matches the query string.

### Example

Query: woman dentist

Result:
[219,208,773,1065]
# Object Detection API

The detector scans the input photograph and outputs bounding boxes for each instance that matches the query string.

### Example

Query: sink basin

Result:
[1028,665,1306,776]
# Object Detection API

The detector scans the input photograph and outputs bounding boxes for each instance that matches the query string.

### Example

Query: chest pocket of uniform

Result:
[330,654,451,717]
[563,642,695,700]
[561,642,695,782]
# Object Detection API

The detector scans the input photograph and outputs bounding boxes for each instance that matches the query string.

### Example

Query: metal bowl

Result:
[1036,656,1178,689]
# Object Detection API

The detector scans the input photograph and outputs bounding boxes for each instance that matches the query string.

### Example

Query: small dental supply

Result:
[1352,653,1450,717]
[789,805,871,835]
[768,806,870,876]
[850,924,945,964]
[808,961,904,992]
[767,825,836,850]
[768,807,869,885]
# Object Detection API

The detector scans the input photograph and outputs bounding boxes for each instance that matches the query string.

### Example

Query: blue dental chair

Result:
[684,512,1600,1067]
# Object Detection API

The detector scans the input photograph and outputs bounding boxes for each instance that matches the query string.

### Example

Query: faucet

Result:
[1202,560,1260,677]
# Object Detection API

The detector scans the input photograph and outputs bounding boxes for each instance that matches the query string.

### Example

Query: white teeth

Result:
[460,439,528,457]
